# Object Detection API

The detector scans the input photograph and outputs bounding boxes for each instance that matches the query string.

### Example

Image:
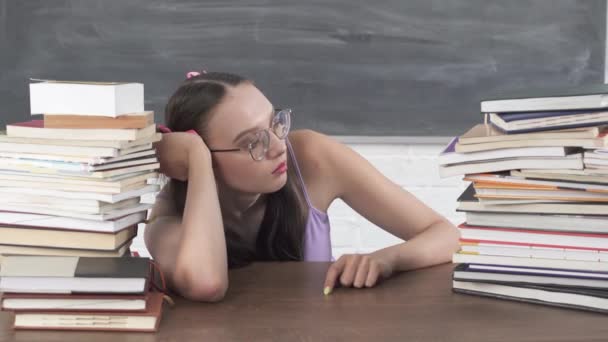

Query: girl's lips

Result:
[272,161,287,174]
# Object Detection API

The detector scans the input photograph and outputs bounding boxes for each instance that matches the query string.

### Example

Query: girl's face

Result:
[204,83,289,194]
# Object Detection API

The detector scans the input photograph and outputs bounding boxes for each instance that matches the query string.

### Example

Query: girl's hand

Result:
[154,132,211,181]
[323,252,394,295]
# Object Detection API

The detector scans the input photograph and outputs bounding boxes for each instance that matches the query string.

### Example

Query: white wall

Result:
[132,141,466,259]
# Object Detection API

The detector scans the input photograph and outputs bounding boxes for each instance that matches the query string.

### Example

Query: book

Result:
[6,121,156,141]
[0,184,159,203]
[11,291,163,332]
[0,132,162,149]
[480,83,608,113]
[0,195,139,214]
[473,184,608,202]
[511,169,608,184]
[452,280,608,314]
[452,252,608,272]
[458,224,608,250]
[488,109,608,133]
[0,243,131,259]
[439,137,568,165]
[453,263,608,289]
[464,212,608,233]
[458,124,603,145]
[459,242,604,261]
[0,211,147,233]
[0,154,158,173]
[2,291,148,312]
[0,162,161,179]
[438,153,583,178]
[29,80,144,117]
[457,184,608,216]
[0,172,157,192]
[0,255,150,294]
[43,111,154,129]
[455,136,608,153]
[0,202,151,221]
[465,173,608,192]
[0,140,153,158]
[0,224,136,250]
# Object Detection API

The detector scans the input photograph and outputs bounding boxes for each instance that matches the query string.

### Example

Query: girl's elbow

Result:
[173,267,228,302]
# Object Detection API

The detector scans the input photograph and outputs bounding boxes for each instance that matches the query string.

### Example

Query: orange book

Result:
[43,111,154,129]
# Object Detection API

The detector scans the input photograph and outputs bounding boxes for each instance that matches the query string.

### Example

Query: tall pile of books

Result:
[0,80,165,331]
[0,80,161,260]
[439,84,608,314]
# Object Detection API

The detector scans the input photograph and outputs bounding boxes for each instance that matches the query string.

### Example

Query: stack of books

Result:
[0,255,164,332]
[440,84,608,314]
[0,80,161,260]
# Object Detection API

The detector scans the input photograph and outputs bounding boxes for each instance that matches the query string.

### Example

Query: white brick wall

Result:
[131,141,466,259]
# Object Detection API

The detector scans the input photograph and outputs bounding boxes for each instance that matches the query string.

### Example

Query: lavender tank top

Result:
[286,140,333,261]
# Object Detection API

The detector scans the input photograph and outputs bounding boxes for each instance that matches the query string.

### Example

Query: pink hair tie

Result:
[186,70,207,79]
[157,124,172,133]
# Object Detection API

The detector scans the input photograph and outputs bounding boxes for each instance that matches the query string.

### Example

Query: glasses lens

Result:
[249,130,270,161]
[273,109,291,139]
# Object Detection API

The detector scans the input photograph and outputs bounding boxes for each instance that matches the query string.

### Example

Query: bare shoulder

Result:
[288,129,345,210]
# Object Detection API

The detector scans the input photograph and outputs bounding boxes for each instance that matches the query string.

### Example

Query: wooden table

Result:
[1,262,607,341]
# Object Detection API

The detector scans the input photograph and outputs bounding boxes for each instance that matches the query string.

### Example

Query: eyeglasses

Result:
[209,108,291,161]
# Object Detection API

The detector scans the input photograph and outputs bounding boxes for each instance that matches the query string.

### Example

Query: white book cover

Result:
[29,80,144,117]
[0,211,147,232]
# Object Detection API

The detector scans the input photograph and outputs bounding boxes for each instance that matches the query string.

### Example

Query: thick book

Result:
[0,223,137,250]
[0,148,156,166]
[459,242,604,262]
[438,153,583,178]
[453,263,608,289]
[439,137,568,165]
[458,124,603,145]
[11,292,164,332]
[480,83,608,113]
[0,153,158,173]
[0,195,139,214]
[0,162,161,179]
[452,252,608,272]
[473,183,608,202]
[458,224,608,250]
[2,291,149,312]
[465,173,608,192]
[0,132,162,149]
[29,80,144,117]
[6,120,156,141]
[452,279,608,314]
[43,111,154,129]
[464,212,608,233]
[0,256,150,294]
[488,109,608,133]
[0,203,152,221]
[455,135,608,153]
[0,211,147,233]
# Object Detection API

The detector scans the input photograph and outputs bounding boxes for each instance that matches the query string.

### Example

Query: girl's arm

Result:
[292,131,460,293]
[144,133,228,302]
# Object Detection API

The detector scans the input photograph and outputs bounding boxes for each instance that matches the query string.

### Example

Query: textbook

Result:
[488,109,608,133]
[439,137,568,165]
[452,280,608,314]
[0,195,139,214]
[0,224,137,250]
[43,111,154,129]
[29,80,144,117]
[0,203,152,221]
[463,212,608,233]
[480,83,608,113]
[6,120,156,141]
[0,184,159,203]
[473,184,608,202]
[454,136,608,153]
[0,140,152,158]
[464,173,608,192]
[458,124,603,145]
[452,252,608,272]
[0,243,131,259]
[453,264,608,290]
[511,169,608,184]
[0,154,158,173]
[0,211,147,232]
[11,292,163,332]
[0,162,161,179]
[0,132,162,149]
[2,291,149,312]
[458,242,604,262]
[0,255,150,294]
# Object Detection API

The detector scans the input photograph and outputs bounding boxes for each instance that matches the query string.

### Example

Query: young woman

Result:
[145,71,460,302]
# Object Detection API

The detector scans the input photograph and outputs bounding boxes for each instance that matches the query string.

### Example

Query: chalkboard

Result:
[0,0,605,136]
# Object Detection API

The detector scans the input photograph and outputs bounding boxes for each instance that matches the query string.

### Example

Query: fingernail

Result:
[323,286,332,296]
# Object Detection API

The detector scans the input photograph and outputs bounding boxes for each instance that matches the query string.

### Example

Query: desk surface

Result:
[1,262,607,342]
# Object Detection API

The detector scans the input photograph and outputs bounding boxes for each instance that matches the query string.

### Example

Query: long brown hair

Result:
[164,72,308,268]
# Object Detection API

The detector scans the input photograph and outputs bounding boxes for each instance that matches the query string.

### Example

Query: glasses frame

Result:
[208,108,292,161]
